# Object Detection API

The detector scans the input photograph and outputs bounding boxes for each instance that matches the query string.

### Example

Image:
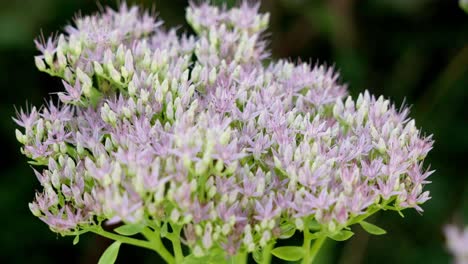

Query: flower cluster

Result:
[16,2,433,262]
[445,224,468,264]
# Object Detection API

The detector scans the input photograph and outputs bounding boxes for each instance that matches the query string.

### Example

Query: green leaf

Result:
[271,246,304,261]
[114,224,144,236]
[73,235,79,245]
[329,230,354,241]
[98,241,121,264]
[279,223,296,239]
[359,221,387,235]
[253,247,263,263]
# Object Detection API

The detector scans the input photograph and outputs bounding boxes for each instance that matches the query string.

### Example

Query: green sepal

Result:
[359,221,387,235]
[271,246,304,261]
[73,235,79,245]
[27,158,48,166]
[98,241,121,264]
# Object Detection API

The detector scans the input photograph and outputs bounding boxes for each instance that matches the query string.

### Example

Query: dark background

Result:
[0,0,467,263]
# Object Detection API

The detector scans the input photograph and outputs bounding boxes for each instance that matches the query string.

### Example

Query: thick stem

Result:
[91,227,175,264]
[301,228,326,264]
[92,227,154,250]
[142,227,175,264]
[308,236,326,264]
[301,228,312,264]
[261,243,274,264]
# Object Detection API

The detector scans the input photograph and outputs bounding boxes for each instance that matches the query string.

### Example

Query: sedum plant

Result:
[15,2,434,264]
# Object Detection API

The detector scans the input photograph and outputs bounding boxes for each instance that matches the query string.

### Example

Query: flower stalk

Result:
[303,235,327,264]
[141,227,175,264]
[261,243,274,264]
[167,225,184,263]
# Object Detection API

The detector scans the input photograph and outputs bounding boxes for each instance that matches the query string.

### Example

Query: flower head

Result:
[16,1,434,258]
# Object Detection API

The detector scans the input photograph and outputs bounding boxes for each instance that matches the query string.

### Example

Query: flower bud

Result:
[34,56,46,71]
[29,202,41,217]
[15,129,27,144]
[94,61,103,75]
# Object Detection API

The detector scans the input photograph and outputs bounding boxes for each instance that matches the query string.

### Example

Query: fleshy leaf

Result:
[98,241,121,264]
[253,247,263,263]
[271,246,304,261]
[329,230,354,241]
[114,224,144,236]
[359,221,387,235]
[73,235,79,245]
[279,222,296,239]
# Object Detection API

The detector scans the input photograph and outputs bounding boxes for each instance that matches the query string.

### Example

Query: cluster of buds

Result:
[16,2,434,262]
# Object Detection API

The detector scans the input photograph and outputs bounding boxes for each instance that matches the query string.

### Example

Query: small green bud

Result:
[34,56,46,71]
[29,202,41,217]
[15,129,27,144]
[93,61,104,75]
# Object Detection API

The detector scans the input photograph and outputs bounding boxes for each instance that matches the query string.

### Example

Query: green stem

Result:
[261,243,274,264]
[91,227,175,264]
[302,228,326,264]
[308,236,326,264]
[168,224,184,263]
[141,227,175,264]
[301,228,312,264]
[92,227,154,250]
[231,250,248,264]
[347,198,393,226]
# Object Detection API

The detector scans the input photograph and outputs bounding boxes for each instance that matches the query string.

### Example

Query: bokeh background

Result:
[0,0,467,263]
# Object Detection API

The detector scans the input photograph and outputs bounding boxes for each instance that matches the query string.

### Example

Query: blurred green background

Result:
[0,0,467,263]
